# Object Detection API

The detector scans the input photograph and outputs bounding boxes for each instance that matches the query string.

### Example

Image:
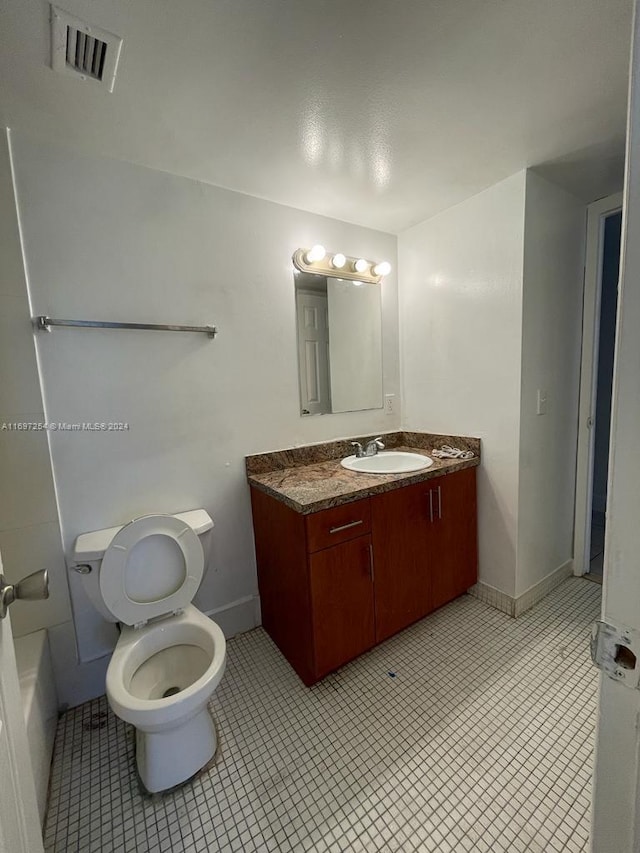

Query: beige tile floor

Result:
[44,577,601,852]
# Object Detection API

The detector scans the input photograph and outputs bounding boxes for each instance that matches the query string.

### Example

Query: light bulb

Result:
[354,258,368,274]
[306,244,326,263]
[373,261,391,276]
[331,253,347,269]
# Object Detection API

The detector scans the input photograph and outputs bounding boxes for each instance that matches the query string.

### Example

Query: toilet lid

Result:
[100,514,204,626]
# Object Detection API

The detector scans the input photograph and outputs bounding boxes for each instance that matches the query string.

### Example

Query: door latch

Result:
[591,620,640,689]
[0,569,49,619]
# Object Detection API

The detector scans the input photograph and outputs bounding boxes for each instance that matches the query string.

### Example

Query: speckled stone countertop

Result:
[246,431,481,514]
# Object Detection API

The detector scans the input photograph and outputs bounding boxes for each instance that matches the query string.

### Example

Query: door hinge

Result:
[591,621,640,689]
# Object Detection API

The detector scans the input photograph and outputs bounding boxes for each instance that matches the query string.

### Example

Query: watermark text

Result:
[1,422,130,432]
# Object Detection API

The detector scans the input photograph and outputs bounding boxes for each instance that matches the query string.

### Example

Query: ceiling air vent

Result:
[50,6,123,92]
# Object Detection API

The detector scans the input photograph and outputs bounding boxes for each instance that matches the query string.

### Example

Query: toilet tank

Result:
[72,509,214,623]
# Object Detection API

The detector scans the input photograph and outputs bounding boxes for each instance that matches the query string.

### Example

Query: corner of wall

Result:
[397,171,528,600]
[516,170,587,597]
[0,128,73,646]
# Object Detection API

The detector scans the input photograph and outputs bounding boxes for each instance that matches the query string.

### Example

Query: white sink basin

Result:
[341,451,434,474]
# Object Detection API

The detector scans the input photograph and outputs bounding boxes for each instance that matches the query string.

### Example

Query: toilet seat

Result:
[100,514,204,626]
[107,604,226,727]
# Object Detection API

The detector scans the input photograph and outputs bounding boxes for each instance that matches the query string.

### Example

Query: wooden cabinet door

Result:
[371,482,432,643]
[309,534,375,678]
[429,468,478,610]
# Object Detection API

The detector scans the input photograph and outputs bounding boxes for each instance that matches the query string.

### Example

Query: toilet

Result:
[72,509,226,793]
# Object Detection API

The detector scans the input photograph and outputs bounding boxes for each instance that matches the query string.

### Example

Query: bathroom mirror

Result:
[294,272,383,416]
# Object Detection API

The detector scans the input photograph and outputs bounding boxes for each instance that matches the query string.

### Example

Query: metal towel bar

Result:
[35,316,218,338]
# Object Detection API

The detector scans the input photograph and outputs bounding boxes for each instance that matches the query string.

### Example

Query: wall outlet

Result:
[536,389,548,416]
[384,393,395,415]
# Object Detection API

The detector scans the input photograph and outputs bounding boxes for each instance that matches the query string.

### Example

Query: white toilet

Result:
[73,509,226,793]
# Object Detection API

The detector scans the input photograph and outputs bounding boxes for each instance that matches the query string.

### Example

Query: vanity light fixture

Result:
[373,261,392,277]
[305,244,326,263]
[293,247,391,284]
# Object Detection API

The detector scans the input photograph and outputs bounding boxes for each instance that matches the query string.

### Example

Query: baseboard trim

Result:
[467,581,515,616]
[204,594,261,639]
[514,560,573,617]
[469,560,573,618]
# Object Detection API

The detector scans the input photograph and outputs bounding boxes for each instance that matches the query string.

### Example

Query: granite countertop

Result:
[246,431,481,514]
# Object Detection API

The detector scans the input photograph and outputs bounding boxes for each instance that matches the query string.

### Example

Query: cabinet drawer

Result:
[305,498,371,552]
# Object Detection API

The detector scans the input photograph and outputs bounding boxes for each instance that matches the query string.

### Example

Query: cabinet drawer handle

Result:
[329,519,364,534]
[437,485,442,520]
[368,543,375,582]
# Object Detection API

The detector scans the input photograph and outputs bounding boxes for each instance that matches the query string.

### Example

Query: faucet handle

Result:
[351,441,364,458]
[372,437,385,450]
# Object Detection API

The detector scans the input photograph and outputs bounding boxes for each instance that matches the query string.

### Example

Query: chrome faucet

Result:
[351,437,385,458]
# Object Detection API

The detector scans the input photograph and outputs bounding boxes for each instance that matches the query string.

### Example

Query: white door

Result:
[590,6,640,850]
[574,191,623,578]
[296,290,331,415]
[0,552,43,853]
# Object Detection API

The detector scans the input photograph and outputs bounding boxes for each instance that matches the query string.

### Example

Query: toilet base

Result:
[135,706,217,793]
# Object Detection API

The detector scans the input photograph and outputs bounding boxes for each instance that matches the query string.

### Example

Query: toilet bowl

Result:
[73,510,227,793]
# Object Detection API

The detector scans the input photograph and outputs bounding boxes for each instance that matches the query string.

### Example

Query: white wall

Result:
[516,172,585,597]
[0,130,71,642]
[399,168,586,603]
[9,131,399,696]
[399,172,527,597]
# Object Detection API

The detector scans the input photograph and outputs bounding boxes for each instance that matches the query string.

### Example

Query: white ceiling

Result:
[0,0,633,232]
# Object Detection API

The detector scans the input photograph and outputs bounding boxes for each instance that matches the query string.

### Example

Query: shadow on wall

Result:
[532,139,626,204]
[474,467,517,599]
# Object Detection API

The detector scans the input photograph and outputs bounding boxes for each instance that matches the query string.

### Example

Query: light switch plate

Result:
[384,394,395,415]
[537,389,548,415]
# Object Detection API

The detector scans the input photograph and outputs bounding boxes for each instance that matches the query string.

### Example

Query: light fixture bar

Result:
[293,248,391,284]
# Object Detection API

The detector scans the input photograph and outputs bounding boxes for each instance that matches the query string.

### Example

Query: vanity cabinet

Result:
[371,466,477,642]
[250,466,477,686]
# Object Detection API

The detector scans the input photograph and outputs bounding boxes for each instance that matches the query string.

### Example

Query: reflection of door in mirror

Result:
[296,288,332,415]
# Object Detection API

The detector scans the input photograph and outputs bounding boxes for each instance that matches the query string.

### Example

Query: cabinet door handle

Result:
[368,543,375,582]
[329,519,363,534]
[428,489,434,523]
[437,485,442,520]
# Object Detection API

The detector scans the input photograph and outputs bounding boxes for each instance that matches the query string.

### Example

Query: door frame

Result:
[573,191,623,577]
[590,4,640,844]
